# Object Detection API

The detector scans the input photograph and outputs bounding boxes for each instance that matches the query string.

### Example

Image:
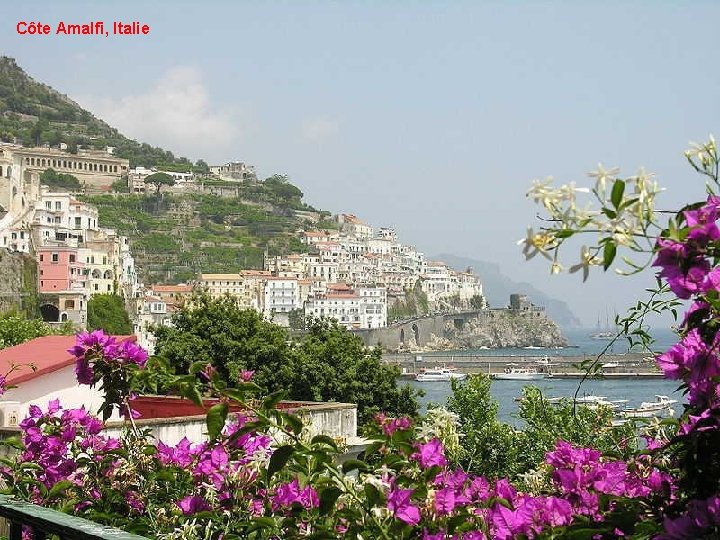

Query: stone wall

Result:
[0,248,38,316]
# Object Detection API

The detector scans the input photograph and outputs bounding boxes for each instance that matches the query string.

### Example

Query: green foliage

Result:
[470,294,485,310]
[446,375,635,481]
[0,56,195,169]
[152,294,419,425]
[79,191,311,284]
[144,172,175,194]
[110,178,129,193]
[388,279,428,323]
[39,168,80,191]
[286,318,420,425]
[86,294,132,335]
[0,313,73,349]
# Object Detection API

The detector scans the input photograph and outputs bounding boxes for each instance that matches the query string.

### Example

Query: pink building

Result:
[37,247,86,293]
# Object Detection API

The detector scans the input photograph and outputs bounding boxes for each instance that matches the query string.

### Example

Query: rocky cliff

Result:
[440,310,567,349]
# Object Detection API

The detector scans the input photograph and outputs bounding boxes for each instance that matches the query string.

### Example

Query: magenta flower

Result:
[387,486,421,525]
[239,370,255,382]
[177,495,211,515]
[413,439,448,469]
[376,414,412,436]
[117,340,148,367]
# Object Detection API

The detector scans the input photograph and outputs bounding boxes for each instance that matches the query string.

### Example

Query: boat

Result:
[415,367,467,382]
[601,362,620,369]
[493,367,545,380]
[590,312,616,340]
[621,395,678,419]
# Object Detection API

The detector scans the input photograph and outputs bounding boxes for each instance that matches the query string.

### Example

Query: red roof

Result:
[151,284,193,293]
[2,334,136,386]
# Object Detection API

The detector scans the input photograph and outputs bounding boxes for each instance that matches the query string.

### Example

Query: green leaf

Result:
[341,459,368,474]
[603,242,617,270]
[262,390,285,411]
[47,479,74,499]
[318,486,342,516]
[284,413,305,435]
[206,402,229,440]
[311,434,338,450]
[363,483,382,506]
[0,435,24,450]
[181,383,204,408]
[554,229,575,239]
[267,445,295,480]
[611,179,625,209]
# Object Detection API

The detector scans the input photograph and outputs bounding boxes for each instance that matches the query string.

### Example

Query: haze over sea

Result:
[407,327,682,424]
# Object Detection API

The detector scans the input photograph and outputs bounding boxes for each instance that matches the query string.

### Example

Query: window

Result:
[55,201,61,211]
[39,254,44,262]
[51,253,59,263]
[69,254,76,263]
[45,201,51,209]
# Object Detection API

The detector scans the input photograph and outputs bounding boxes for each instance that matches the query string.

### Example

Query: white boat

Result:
[590,331,615,340]
[415,367,467,382]
[621,395,678,419]
[601,362,620,369]
[493,367,545,380]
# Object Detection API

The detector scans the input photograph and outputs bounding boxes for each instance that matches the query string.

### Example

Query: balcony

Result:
[0,494,148,540]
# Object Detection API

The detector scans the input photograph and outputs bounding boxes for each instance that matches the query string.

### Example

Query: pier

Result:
[383,352,663,379]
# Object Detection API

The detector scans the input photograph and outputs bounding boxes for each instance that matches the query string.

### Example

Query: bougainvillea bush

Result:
[3,139,720,538]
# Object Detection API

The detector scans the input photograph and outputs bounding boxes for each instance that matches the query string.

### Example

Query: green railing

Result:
[0,495,148,540]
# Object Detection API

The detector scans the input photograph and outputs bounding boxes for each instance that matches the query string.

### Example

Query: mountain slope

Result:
[433,253,582,328]
[0,56,191,168]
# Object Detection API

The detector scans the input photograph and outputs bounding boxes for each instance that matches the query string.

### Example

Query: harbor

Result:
[386,352,662,380]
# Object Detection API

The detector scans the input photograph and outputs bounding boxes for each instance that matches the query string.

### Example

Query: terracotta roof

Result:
[200,273,240,281]
[151,284,193,293]
[2,334,136,386]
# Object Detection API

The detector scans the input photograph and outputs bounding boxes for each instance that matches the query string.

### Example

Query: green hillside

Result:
[0,55,334,283]
[0,56,195,168]
[81,191,329,283]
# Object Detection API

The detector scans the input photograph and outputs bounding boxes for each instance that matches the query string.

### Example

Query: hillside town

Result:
[0,142,485,353]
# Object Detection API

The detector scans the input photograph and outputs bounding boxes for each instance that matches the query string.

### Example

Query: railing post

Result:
[9,520,21,540]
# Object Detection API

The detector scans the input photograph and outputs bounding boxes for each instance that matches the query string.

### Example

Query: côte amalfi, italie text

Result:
[16,21,150,36]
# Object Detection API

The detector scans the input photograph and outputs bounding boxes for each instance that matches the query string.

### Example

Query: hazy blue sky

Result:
[3,1,719,326]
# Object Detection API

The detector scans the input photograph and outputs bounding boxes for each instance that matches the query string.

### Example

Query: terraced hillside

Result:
[81,192,333,284]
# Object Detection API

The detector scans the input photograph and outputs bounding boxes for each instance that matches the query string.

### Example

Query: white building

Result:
[263,277,301,326]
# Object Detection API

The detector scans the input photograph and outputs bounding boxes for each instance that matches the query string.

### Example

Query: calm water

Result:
[406,377,682,425]
[425,327,680,359]
[403,327,683,424]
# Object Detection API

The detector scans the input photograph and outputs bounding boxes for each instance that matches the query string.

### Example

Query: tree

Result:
[39,168,81,191]
[87,294,132,335]
[193,159,210,174]
[470,294,485,310]
[286,318,419,425]
[0,314,73,349]
[152,294,419,425]
[153,292,291,389]
[144,172,175,194]
[446,374,635,482]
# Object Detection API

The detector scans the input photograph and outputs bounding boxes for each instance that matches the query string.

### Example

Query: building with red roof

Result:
[0,334,136,427]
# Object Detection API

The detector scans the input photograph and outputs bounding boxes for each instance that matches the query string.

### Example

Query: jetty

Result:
[384,352,663,379]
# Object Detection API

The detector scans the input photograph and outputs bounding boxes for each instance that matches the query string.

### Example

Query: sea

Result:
[403,327,683,425]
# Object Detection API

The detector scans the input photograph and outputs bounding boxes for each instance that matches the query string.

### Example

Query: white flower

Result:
[517,227,556,261]
[588,164,620,194]
[569,245,600,281]
[527,177,562,211]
